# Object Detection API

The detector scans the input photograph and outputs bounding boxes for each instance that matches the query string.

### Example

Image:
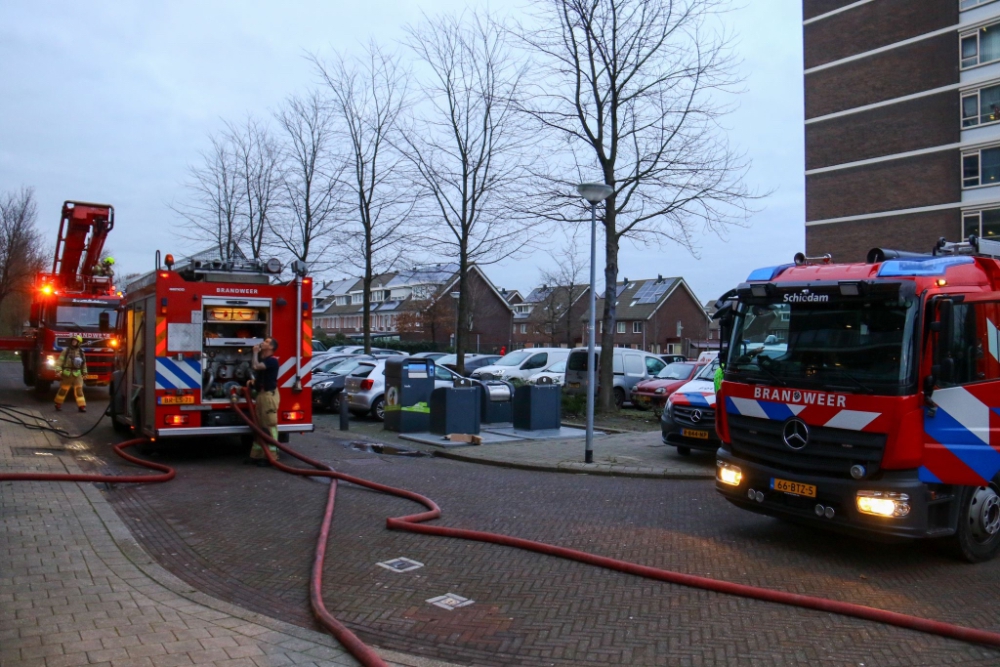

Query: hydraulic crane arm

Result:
[54,201,114,289]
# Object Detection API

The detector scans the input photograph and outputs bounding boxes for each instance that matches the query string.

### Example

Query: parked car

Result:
[408,351,448,361]
[344,358,464,421]
[630,361,705,411]
[310,356,376,412]
[434,353,500,374]
[564,347,667,408]
[527,359,567,385]
[660,353,687,364]
[695,350,719,364]
[660,359,721,456]
[312,339,328,352]
[469,348,571,382]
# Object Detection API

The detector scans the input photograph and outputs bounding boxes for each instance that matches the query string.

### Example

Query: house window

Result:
[963,146,1000,188]
[964,207,1000,239]
[336,296,349,306]
[544,324,553,334]
[371,291,384,303]
[633,321,642,333]
[961,23,1000,69]
[520,323,527,334]
[617,321,626,334]
[962,84,1000,128]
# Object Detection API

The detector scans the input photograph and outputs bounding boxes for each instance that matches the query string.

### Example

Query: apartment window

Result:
[962,84,1000,128]
[962,23,1000,69]
[963,146,1000,187]
[633,321,642,333]
[617,321,626,334]
[963,207,1000,238]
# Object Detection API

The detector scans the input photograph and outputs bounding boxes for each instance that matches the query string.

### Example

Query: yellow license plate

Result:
[568,382,581,389]
[158,396,195,405]
[681,428,709,440]
[84,374,98,380]
[771,478,817,498]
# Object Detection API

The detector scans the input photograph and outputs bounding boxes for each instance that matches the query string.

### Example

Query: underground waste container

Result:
[383,357,435,433]
[430,378,481,435]
[512,378,561,431]
[479,380,514,424]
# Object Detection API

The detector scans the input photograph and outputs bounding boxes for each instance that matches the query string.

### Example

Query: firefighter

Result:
[54,335,87,412]
[247,336,280,465]
[94,257,115,279]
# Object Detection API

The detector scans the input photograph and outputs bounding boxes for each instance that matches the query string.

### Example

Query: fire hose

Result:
[2,396,1000,667]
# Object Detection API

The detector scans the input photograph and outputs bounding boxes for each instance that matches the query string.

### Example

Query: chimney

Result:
[657,274,663,283]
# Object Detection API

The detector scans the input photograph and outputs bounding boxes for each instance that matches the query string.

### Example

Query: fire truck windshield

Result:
[726,299,918,395]
[47,302,119,332]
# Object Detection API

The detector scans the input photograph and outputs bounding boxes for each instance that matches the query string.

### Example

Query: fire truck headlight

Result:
[717,461,742,487]
[282,410,305,421]
[46,355,57,367]
[109,338,119,348]
[856,491,910,518]
[164,414,189,426]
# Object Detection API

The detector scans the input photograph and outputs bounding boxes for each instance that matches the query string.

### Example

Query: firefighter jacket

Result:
[57,347,88,378]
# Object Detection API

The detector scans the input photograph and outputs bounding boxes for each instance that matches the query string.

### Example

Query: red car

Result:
[631,361,705,411]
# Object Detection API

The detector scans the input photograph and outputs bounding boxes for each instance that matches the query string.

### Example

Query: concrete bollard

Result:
[339,392,349,431]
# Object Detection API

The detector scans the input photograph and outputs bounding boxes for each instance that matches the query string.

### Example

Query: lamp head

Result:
[576,183,614,204]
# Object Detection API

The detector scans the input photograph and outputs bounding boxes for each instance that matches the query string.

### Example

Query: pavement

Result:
[315,415,716,479]
[0,409,457,667]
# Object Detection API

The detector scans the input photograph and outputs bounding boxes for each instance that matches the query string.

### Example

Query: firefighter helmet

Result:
[103,257,115,265]
[73,335,83,343]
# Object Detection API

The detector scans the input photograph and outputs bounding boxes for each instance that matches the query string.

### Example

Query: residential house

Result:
[511,284,590,349]
[582,276,709,357]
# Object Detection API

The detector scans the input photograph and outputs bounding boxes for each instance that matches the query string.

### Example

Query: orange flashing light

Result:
[164,414,189,426]
[40,285,53,295]
[109,339,119,348]
[303,278,312,284]
[159,272,169,279]
[282,411,305,422]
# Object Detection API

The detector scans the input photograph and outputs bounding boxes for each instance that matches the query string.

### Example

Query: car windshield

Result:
[495,351,531,366]
[657,362,695,380]
[350,364,376,378]
[543,360,566,373]
[726,298,917,393]
[49,301,119,331]
[696,359,719,380]
[322,359,365,375]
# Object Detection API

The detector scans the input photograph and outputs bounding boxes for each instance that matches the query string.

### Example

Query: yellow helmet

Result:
[104,257,115,265]
[73,335,83,343]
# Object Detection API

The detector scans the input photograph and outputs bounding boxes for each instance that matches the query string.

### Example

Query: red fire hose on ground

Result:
[4,396,1000,667]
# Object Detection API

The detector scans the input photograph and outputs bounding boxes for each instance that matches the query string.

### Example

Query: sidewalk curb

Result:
[431,449,715,480]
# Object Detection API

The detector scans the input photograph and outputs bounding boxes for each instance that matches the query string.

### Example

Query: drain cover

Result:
[377,557,424,573]
[12,447,67,457]
[426,593,474,610]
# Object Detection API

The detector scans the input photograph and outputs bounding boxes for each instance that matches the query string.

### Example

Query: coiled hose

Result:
[227,391,1000,667]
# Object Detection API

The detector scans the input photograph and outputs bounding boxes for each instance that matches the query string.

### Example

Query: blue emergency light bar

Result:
[877,256,973,277]
[746,264,794,282]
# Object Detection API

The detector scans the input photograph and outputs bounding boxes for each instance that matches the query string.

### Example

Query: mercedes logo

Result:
[782,418,810,450]
[690,409,702,423]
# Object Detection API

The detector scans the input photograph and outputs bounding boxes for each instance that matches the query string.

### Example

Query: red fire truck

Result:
[715,238,1000,562]
[110,253,314,442]
[0,201,121,392]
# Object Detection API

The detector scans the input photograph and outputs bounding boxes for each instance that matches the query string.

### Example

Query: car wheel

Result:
[613,387,625,410]
[950,482,1000,562]
[328,393,341,413]
[371,396,385,421]
[676,446,691,456]
[633,400,649,411]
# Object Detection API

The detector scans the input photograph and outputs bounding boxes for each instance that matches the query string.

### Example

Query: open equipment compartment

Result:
[201,297,271,402]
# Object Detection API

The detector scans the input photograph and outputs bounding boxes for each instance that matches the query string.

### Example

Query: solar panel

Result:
[615,284,628,298]
[633,279,672,304]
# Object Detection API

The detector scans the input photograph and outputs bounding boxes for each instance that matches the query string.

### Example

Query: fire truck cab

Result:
[715,237,1000,562]
[111,254,314,442]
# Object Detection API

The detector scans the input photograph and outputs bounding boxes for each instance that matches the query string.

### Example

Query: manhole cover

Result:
[346,442,426,457]
[12,447,67,457]
[427,593,474,610]
[377,557,424,573]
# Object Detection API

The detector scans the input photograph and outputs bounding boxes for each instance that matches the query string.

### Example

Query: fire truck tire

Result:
[371,396,385,421]
[676,446,692,456]
[33,378,51,395]
[22,365,35,386]
[951,482,1000,563]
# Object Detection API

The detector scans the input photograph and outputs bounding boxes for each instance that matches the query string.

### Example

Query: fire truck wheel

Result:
[676,446,691,456]
[371,396,385,421]
[22,363,35,386]
[952,482,1000,563]
[33,378,51,395]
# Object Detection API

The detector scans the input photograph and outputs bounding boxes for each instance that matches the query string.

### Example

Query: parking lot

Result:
[4,363,1000,666]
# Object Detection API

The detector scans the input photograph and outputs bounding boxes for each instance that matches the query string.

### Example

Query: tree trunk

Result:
[456,250,469,376]
[362,269,372,355]
[598,206,619,413]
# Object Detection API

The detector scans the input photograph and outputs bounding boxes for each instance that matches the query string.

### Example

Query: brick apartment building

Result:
[511,284,590,349]
[804,0,1000,261]
[582,277,710,357]
[313,264,513,352]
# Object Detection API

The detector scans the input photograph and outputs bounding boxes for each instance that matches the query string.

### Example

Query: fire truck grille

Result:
[85,353,114,377]
[672,405,715,426]
[727,414,885,478]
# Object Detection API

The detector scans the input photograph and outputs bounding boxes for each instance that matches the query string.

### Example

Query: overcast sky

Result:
[0,0,803,305]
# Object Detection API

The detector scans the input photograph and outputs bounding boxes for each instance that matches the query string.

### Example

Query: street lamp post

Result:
[450,291,460,353]
[576,183,614,464]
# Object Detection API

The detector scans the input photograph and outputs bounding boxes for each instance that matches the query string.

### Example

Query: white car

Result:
[344,357,464,421]
[527,359,566,385]
[470,348,570,382]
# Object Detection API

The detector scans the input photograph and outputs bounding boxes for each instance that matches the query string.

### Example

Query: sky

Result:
[0,0,803,306]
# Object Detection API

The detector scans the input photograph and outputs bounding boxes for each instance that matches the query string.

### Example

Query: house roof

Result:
[516,284,589,322]
[385,263,459,288]
[581,277,711,323]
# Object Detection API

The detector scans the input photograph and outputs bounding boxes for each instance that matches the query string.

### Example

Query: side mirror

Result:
[99,311,110,333]
[29,303,40,328]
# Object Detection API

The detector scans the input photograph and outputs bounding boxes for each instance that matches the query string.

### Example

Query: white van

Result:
[696,350,719,364]
[469,348,571,382]
[564,347,668,408]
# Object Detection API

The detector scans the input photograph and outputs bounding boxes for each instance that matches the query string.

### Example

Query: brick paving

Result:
[0,398,451,667]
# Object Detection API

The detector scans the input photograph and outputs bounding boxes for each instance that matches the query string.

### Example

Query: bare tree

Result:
[271,91,344,270]
[401,10,532,374]
[0,188,46,332]
[174,132,247,260]
[229,116,281,260]
[539,243,587,347]
[313,43,412,354]
[520,0,756,410]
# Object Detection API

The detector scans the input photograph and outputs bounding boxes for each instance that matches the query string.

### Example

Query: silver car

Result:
[344,358,464,420]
